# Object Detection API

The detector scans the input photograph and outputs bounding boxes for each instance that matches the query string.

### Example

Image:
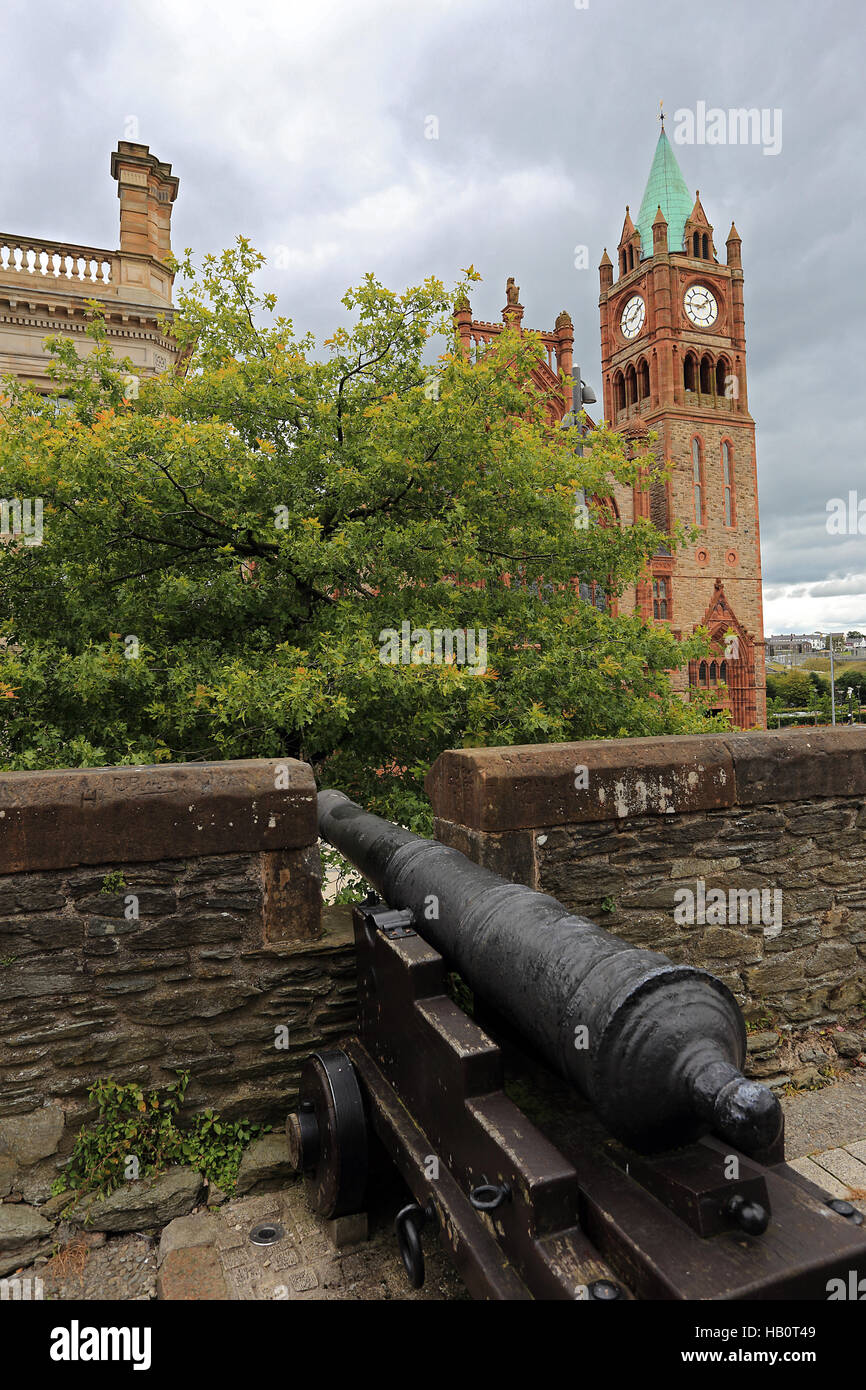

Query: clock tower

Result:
[598,121,766,729]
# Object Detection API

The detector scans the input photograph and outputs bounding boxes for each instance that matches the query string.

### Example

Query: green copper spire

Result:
[636,128,692,257]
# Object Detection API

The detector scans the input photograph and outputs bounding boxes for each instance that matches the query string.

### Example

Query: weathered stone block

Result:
[743,953,806,994]
[0,1104,65,1165]
[234,1133,296,1194]
[0,1202,53,1251]
[157,1243,229,1300]
[0,759,317,874]
[157,1211,222,1265]
[804,942,857,978]
[68,1166,202,1231]
[260,846,322,943]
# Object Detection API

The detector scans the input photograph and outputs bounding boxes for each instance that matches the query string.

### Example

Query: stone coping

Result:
[425,728,866,832]
[0,759,317,873]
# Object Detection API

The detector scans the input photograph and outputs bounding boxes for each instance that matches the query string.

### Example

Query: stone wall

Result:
[427,729,866,1088]
[0,760,356,1206]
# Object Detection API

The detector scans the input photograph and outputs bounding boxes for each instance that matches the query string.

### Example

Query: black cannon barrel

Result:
[319,789,783,1157]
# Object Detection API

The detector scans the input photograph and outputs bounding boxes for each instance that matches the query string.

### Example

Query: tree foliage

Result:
[0,240,723,828]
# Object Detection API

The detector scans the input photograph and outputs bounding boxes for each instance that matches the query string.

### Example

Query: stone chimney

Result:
[110,142,179,264]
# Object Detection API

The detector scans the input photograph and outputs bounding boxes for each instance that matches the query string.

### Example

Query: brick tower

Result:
[598,120,766,728]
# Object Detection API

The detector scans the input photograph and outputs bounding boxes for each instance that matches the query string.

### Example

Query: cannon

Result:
[286,791,866,1300]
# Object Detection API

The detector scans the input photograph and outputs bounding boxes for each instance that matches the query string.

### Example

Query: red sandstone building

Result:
[456,123,767,730]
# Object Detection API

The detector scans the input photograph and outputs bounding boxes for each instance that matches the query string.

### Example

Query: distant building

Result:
[767,634,818,659]
[0,142,180,393]
[457,120,767,728]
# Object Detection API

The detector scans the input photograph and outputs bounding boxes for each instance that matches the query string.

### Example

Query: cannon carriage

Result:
[286,790,866,1300]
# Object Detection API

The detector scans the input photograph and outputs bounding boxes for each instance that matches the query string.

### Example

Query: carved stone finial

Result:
[621,416,649,440]
[555,308,573,330]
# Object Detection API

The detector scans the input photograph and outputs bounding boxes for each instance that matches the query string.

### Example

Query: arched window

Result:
[692,437,704,526]
[721,440,735,525]
[620,249,627,276]
[578,580,609,613]
[613,371,625,414]
[719,660,728,683]
[628,245,634,271]
[716,358,729,397]
[702,233,709,259]
[700,354,713,394]
[684,354,696,393]
[699,661,708,685]
[625,364,637,406]
[709,661,717,683]
[652,576,669,620]
[692,231,700,257]
[638,358,650,399]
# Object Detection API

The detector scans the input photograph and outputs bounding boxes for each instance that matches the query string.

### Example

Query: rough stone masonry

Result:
[426,727,866,1089]
[0,759,356,1208]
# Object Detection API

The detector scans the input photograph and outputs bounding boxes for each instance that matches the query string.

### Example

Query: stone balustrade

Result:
[0,234,117,288]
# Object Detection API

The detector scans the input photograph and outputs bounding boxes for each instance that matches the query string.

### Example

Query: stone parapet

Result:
[0,759,356,1202]
[427,730,866,1086]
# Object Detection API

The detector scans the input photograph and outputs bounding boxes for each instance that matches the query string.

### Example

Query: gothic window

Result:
[702,233,709,259]
[692,437,705,526]
[699,660,708,685]
[625,363,637,406]
[719,660,728,683]
[721,440,736,525]
[620,249,627,276]
[637,358,650,400]
[652,576,669,620]
[613,371,625,414]
[692,231,700,257]
[684,354,696,393]
[578,579,609,613]
[700,353,713,394]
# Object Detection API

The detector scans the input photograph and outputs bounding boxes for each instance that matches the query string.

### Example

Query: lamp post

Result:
[826,633,842,726]
[563,365,597,528]
[566,365,597,451]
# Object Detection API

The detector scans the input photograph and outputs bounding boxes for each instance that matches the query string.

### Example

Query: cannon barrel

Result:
[318,789,783,1157]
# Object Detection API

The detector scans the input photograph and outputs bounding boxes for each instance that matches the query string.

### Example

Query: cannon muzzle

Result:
[318,789,782,1157]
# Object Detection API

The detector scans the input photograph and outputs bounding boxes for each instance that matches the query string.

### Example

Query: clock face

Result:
[684,284,718,328]
[620,295,645,340]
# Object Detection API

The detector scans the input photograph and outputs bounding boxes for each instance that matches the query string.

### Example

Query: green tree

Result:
[777,669,814,708]
[0,240,722,828]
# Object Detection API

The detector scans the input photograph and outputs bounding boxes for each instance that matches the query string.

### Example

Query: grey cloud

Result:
[1,0,863,626]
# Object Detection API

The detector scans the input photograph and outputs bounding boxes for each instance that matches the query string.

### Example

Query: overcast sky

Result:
[2,0,864,634]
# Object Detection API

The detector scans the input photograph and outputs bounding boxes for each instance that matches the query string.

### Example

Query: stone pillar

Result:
[110,142,179,264]
[453,297,473,358]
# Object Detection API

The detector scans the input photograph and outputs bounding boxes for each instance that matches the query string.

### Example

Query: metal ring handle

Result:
[469,1181,511,1212]
[395,1202,433,1288]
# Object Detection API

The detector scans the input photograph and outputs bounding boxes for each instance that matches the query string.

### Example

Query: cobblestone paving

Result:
[15,1181,465,1302]
[13,1075,864,1301]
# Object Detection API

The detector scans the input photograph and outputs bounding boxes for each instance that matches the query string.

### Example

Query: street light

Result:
[561,365,597,446]
[561,365,597,529]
